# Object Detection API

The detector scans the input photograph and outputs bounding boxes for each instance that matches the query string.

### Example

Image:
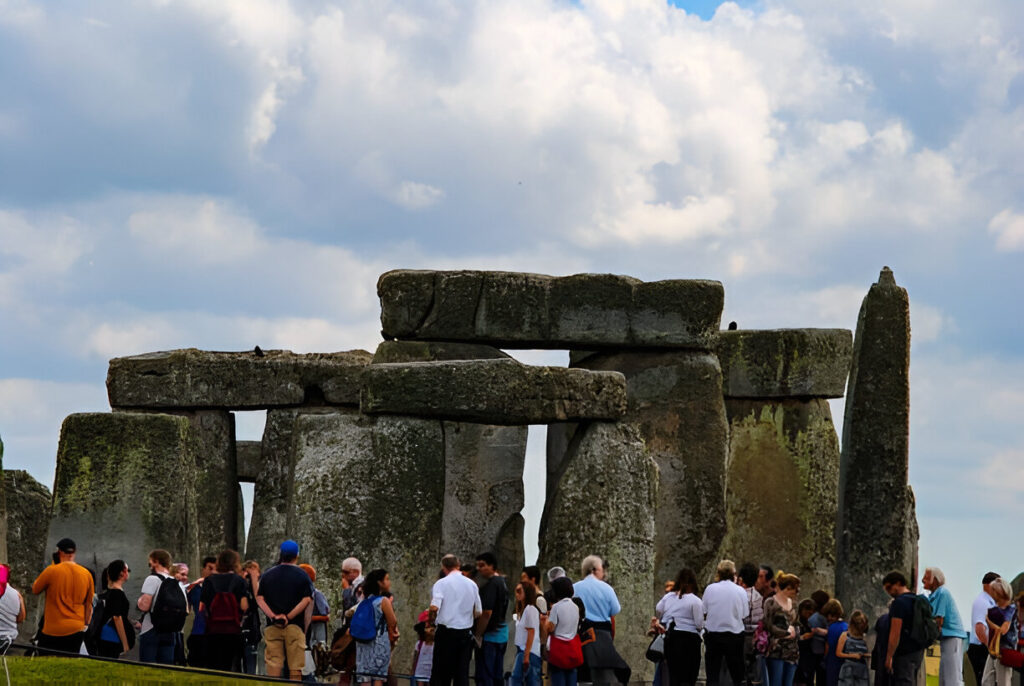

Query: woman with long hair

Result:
[199,549,249,673]
[356,569,399,686]
[512,580,542,686]
[764,574,802,686]
[94,560,132,658]
[654,568,704,686]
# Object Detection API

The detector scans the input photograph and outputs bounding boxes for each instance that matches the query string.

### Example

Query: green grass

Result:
[2,656,285,684]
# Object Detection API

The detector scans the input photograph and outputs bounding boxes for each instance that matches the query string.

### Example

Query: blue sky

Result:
[1,0,1022,615]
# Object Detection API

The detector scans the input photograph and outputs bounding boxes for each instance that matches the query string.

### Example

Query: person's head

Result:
[299,563,317,583]
[243,560,260,580]
[278,539,299,564]
[515,580,538,613]
[716,559,737,582]
[673,568,698,596]
[216,549,241,575]
[581,555,605,580]
[1015,591,1024,611]
[551,576,574,602]
[171,563,189,583]
[922,567,945,592]
[201,556,217,578]
[849,610,869,635]
[777,573,800,598]
[460,562,476,578]
[982,571,1000,594]
[882,570,909,597]
[105,559,129,588]
[738,562,758,589]
[475,552,498,579]
[440,554,460,575]
[798,599,816,621]
[341,557,362,584]
[756,565,774,593]
[810,590,830,611]
[521,565,542,587]
[148,549,172,572]
[55,538,77,562]
[822,599,844,621]
[989,578,1012,606]
[363,568,390,596]
[547,566,566,583]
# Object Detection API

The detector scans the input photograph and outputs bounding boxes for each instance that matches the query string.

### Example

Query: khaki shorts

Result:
[264,623,306,673]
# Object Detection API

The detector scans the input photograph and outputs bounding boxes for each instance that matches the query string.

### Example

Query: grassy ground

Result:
[2,656,284,684]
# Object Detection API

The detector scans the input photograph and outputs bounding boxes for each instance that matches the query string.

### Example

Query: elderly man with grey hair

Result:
[702,559,749,686]
[573,555,630,686]
[923,567,968,686]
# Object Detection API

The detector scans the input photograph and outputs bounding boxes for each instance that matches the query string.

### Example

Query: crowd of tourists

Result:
[3,535,1022,686]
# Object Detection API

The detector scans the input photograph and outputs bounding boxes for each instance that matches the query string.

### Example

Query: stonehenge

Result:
[1,267,919,673]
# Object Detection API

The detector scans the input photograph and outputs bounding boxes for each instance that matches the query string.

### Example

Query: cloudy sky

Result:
[1,0,1021,614]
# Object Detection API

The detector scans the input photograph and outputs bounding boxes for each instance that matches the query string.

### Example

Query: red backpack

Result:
[206,578,242,635]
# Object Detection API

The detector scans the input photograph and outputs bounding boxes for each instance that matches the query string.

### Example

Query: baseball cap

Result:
[55,538,76,553]
[280,539,300,557]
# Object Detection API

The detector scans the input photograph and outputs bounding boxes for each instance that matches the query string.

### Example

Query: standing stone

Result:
[716,329,851,593]
[836,268,917,619]
[539,421,658,679]
[372,341,528,572]
[291,412,446,672]
[558,351,729,586]
[245,406,350,566]
[48,413,201,602]
[0,435,7,564]
[3,469,51,643]
[720,400,840,593]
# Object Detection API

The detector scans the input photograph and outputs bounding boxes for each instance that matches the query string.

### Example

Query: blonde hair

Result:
[716,559,736,581]
[777,573,800,592]
[990,578,1012,602]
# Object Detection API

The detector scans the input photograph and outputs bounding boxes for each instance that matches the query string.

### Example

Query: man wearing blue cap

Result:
[256,540,314,681]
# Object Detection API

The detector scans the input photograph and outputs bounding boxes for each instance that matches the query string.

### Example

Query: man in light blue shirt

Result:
[924,567,968,686]
[573,555,627,686]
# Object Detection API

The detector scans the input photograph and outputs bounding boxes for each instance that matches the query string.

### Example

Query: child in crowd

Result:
[823,600,847,686]
[412,610,435,686]
[836,611,870,686]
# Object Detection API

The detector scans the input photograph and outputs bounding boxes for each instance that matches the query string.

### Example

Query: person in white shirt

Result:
[428,554,482,686]
[655,568,705,686]
[545,577,581,686]
[967,572,999,686]
[702,560,748,686]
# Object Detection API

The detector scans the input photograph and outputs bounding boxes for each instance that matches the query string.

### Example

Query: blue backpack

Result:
[349,596,379,642]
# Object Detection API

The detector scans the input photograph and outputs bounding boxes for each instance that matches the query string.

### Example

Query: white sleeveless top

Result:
[0,586,22,640]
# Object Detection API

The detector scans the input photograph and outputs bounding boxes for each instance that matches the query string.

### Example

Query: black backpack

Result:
[84,591,109,654]
[149,574,188,633]
[907,594,940,649]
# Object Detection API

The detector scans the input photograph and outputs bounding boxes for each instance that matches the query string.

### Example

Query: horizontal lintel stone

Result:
[378,270,723,350]
[716,328,853,399]
[360,359,627,424]
[107,348,372,410]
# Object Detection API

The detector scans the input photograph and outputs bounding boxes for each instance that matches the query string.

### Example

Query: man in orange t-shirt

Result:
[31,537,94,655]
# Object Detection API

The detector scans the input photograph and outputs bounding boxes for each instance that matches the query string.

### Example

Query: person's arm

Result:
[886,617,902,671]
[239,595,250,613]
[31,566,52,596]
[692,598,705,632]
[474,609,493,640]
[302,597,314,630]
[256,594,284,623]
[137,580,155,613]
[836,632,858,660]
[113,615,129,653]
[16,592,26,624]
[975,621,987,645]
[382,597,400,645]
[473,590,483,619]
[83,583,93,626]
[523,609,536,664]
[610,615,616,639]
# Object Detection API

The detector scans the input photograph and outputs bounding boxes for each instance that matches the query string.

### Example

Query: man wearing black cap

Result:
[31,538,94,655]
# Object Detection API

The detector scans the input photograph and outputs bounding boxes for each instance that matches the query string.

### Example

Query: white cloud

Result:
[988,209,1024,251]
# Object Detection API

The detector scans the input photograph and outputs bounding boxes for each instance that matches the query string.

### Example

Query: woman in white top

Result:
[545,576,581,686]
[511,581,542,686]
[654,568,704,686]
[0,564,26,647]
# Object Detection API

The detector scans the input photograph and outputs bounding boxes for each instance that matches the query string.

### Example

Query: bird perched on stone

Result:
[728,321,737,330]
[254,345,264,357]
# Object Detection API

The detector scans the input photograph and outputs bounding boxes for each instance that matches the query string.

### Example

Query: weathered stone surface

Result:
[236,440,261,482]
[558,351,729,585]
[378,270,724,349]
[49,412,201,603]
[716,329,853,399]
[245,407,348,566]
[4,469,51,643]
[291,412,445,671]
[107,348,372,410]
[720,399,839,593]
[836,268,917,619]
[372,341,528,574]
[361,359,627,424]
[0,435,7,565]
[539,422,658,678]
